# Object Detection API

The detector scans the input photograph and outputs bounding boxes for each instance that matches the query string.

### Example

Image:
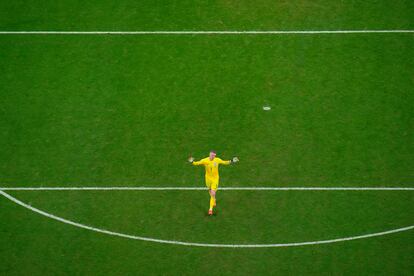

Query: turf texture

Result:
[1,1,413,275]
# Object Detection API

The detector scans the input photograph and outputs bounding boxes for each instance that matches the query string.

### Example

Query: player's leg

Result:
[208,180,218,215]
[206,178,214,215]
[209,189,216,206]
[214,191,216,207]
[213,179,218,206]
[208,189,216,215]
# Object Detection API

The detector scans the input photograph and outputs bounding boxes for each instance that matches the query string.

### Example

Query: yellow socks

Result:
[209,196,215,210]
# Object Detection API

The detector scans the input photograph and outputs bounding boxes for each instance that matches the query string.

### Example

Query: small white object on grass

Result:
[263,106,271,111]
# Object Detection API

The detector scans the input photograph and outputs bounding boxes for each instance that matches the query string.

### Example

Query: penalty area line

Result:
[0,186,414,191]
[0,30,414,35]
[0,189,413,248]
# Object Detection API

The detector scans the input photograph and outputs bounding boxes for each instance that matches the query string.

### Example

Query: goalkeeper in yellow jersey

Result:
[188,151,239,215]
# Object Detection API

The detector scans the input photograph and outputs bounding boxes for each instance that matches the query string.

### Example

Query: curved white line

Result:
[1,190,413,248]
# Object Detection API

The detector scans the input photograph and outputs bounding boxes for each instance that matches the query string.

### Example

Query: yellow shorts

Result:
[205,177,219,191]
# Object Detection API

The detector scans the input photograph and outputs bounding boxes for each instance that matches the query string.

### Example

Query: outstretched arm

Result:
[218,158,231,165]
[218,157,239,165]
[192,160,204,166]
[188,157,204,166]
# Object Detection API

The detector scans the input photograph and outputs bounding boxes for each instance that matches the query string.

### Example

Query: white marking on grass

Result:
[263,106,271,111]
[0,30,413,35]
[1,186,413,191]
[0,189,413,248]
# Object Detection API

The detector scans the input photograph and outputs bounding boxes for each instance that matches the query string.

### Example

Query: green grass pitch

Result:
[1,1,413,275]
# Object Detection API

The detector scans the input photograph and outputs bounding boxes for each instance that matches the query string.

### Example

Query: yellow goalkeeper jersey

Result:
[193,157,231,179]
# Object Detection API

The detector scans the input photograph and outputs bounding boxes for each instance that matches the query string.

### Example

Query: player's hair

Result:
[210,150,216,154]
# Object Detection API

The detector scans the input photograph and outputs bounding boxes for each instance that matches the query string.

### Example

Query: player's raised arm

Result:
[218,158,231,165]
[218,157,239,165]
[188,156,204,165]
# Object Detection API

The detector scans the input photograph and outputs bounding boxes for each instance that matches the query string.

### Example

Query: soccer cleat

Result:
[208,209,213,216]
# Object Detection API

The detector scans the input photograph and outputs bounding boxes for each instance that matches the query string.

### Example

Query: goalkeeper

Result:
[188,150,239,215]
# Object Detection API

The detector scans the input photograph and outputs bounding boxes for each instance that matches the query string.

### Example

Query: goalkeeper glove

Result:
[188,157,195,163]
[231,157,239,163]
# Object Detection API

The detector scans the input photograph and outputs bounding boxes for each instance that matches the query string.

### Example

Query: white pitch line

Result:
[0,190,413,248]
[0,186,413,191]
[0,30,413,35]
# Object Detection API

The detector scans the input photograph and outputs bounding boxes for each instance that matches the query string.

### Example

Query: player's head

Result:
[209,150,216,160]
